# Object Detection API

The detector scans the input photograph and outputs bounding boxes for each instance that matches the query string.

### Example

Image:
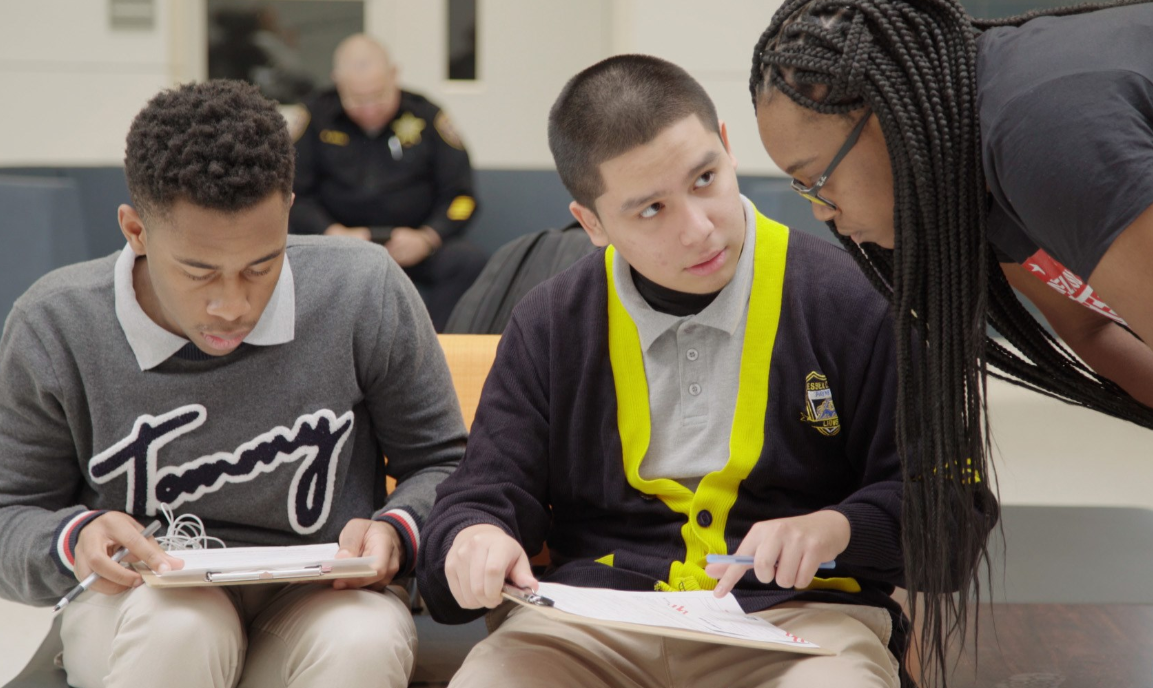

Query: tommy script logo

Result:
[88,405,354,535]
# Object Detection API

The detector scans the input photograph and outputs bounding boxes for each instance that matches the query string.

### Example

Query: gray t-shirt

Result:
[0,235,465,605]
[978,2,1153,280]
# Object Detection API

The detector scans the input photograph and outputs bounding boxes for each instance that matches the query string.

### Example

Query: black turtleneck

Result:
[173,342,249,361]
[630,268,720,317]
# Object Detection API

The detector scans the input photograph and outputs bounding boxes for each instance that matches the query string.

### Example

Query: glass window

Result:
[447,0,478,81]
[207,0,364,104]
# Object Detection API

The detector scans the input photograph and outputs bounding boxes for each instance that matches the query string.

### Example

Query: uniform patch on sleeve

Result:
[447,195,476,221]
[801,371,840,436]
[319,129,350,146]
[434,111,466,150]
[278,103,310,143]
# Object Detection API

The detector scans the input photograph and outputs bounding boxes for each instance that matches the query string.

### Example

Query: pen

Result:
[53,519,163,614]
[705,554,836,570]
[503,583,554,607]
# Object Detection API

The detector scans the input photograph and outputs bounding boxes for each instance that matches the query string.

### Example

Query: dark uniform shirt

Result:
[290,88,478,242]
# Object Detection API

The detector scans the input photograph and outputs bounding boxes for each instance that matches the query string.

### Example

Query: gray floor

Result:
[0,604,52,686]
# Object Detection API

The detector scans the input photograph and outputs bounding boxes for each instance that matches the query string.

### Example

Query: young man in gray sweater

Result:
[0,80,465,688]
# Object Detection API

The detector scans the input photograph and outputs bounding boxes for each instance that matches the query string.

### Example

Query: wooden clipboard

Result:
[133,547,377,588]
[501,584,834,656]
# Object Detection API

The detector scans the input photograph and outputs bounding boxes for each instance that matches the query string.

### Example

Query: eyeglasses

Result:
[789,110,871,211]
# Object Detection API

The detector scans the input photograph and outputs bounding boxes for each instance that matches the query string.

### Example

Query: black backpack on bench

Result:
[444,222,597,334]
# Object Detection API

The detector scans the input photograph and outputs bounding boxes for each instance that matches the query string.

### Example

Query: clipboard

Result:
[501,582,833,656]
[134,543,378,588]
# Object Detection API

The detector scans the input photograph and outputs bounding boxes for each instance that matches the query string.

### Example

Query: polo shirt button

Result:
[697,510,713,527]
[688,383,702,396]
[686,349,699,361]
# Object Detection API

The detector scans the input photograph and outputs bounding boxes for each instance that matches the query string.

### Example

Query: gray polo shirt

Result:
[613,196,756,489]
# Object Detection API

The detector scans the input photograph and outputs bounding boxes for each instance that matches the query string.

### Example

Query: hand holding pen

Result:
[56,515,183,612]
[706,510,852,597]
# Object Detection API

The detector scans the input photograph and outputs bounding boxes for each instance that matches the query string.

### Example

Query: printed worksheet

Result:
[533,582,822,651]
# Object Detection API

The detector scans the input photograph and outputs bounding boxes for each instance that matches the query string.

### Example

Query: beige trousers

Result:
[449,601,900,688]
[59,582,417,688]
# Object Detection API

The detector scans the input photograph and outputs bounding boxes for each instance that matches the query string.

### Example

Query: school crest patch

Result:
[801,372,840,436]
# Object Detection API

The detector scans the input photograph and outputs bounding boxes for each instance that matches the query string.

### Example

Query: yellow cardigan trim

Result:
[798,576,863,593]
[606,211,788,592]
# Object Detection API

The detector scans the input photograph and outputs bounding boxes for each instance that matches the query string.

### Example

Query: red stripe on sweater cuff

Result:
[57,510,99,572]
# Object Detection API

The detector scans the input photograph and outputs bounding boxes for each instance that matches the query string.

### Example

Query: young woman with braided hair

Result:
[751,0,1153,684]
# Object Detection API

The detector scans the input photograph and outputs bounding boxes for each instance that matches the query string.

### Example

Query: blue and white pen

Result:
[706,554,836,570]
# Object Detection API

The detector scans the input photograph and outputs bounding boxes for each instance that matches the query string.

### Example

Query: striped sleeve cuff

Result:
[374,507,421,576]
[51,510,107,576]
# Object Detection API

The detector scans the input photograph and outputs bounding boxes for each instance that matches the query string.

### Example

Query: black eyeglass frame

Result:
[789,110,872,210]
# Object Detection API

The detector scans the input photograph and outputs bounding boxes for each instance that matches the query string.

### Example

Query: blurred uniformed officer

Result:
[289,34,488,330]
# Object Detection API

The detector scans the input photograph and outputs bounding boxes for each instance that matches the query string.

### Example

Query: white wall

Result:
[367,0,614,171]
[369,0,788,173]
[986,377,1153,509]
[0,0,205,166]
[610,0,785,176]
[0,0,787,172]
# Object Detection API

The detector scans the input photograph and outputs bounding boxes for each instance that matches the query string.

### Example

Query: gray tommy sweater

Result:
[0,235,465,605]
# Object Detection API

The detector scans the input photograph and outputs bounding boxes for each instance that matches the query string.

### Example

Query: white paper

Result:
[162,543,343,575]
[534,582,822,650]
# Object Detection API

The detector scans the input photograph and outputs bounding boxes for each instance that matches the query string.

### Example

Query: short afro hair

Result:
[548,55,720,212]
[124,80,294,217]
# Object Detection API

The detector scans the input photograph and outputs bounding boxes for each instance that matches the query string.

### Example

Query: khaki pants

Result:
[449,601,900,688]
[59,583,417,688]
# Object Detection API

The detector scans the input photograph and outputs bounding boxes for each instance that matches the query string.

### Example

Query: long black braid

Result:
[751,1,1153,685]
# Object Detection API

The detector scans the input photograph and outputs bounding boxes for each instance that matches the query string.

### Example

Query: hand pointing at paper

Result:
[707,510,851,597]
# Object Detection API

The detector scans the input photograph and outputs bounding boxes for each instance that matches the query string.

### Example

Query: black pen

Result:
[52,519,163,614]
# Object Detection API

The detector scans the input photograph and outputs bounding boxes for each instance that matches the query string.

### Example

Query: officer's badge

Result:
[801,372,840,436]
[391,112,426,147]
[435,111,466,150]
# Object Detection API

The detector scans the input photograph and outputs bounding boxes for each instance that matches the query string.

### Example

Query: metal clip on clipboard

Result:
[206,564,333,583]
[502,584,554,607]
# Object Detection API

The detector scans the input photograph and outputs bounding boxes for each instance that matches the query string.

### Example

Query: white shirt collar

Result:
[114,243,296,371]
